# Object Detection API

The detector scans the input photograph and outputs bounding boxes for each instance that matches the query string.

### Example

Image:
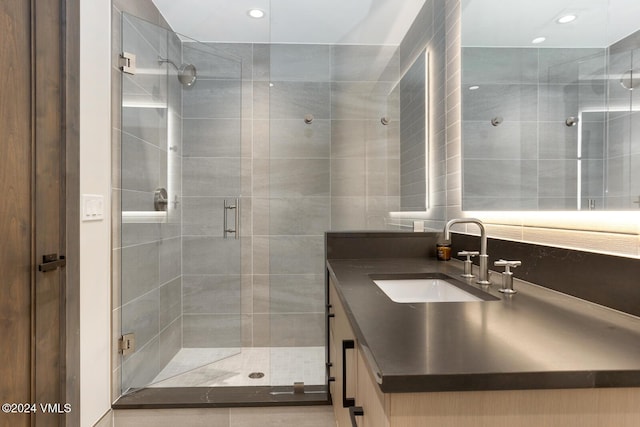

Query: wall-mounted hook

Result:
[380,116,390,126]
[304,114,314,124]
[490,116,503,127]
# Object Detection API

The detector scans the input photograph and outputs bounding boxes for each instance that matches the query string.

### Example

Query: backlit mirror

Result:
[461,0,640,211]
[395,49,429,211]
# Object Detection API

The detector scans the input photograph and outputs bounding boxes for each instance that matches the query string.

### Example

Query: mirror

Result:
[395,48,429,211]
[461,0,640,211]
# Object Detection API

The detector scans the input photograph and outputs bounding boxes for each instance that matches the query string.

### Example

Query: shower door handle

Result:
[223,198,239,239]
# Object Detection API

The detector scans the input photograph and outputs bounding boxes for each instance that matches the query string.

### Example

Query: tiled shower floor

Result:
[150,347,326,388]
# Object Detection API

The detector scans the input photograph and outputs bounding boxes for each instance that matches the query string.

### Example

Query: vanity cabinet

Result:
[329,279,357,427]
[329,279,387,427]
[329,277,640,427]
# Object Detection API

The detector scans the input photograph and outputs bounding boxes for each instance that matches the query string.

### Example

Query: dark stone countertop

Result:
[327,257,640,393]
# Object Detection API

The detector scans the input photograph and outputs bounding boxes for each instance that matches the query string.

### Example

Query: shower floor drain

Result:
[248,372,265,379]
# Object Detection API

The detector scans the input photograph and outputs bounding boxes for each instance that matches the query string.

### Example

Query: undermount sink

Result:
[370,273,499,303]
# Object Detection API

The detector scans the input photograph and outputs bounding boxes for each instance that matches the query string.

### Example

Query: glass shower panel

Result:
[576,50,607,210]
[605,45,634,208]
[119,13,242,393]
[262,42,330,388]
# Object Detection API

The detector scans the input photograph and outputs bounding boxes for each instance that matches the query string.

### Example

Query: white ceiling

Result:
[461,0,640,48]
[151,0,640,48]
[151,0,427,45]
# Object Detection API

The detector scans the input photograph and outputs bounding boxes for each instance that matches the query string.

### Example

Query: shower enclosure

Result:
[117,12,330,395]
[114,0,413,401]
[118,13,246,391]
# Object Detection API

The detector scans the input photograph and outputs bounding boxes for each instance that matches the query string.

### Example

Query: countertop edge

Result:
[327,258,640,394]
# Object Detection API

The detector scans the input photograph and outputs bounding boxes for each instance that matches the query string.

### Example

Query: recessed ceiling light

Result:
[532,36,546,44]
[557,14,577,24]
[248,9,265,19]
[469,85,480,90]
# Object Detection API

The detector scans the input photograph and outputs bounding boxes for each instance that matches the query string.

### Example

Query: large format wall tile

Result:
[268,119,330,159]
[121,337,160,391]
[267,236,325,275]
[262,197,331,236]
[183,80,242,119]
[121,133,162,192]
[183,314,242,348]
[183,237,241,275]
[182,118,242,158]
[462,47,538,85]
[331,82,393,120]
[159,236,181,284]
[158,317,181,375]
[330,158,365,197]
[121,289,159,350]
[122,107,166,148]
[464,159,538,199]
[269,44,331,82]
[182,197,227,237]
[121,241,159,305]
[182,43,242,81]
[269,159,330,197]
[268,81,331,120]
[463,121,537,160]
[159,277,181,329]
[268,274,325,313]
[183,275,241,314]
[183,158,241,197]
[266,313,325,347]
[463,83,538,122]
[331,44,399,82]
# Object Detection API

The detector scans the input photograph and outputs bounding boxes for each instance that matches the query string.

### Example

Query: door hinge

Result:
[119,52,136,75]
[119,333,135,356]
[38,254,66,272]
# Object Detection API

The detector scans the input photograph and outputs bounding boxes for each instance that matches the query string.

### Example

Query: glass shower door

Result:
[118,13,243,393]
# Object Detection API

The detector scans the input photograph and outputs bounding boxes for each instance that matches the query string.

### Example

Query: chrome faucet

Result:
[443,218,490,285]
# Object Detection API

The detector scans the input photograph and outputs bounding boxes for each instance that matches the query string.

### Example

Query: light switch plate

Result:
[82,194,104,222]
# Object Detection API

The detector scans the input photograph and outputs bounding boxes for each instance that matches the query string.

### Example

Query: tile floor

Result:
[111,406,336,427]
[151,347,326,388]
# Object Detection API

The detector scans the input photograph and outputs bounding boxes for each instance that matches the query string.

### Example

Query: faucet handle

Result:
[494,259,521,273]
[458,250,479,260]
[458,251,479,278]
[494,260,521,294]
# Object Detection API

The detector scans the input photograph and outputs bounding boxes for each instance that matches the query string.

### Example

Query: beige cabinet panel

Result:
[330,279,357,427]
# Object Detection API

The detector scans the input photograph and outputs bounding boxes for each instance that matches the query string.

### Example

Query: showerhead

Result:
[178,63,197,86]
[159,57,197,87]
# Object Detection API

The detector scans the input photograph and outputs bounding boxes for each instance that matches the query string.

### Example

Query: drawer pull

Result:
[342,339,355,407]
[349,406,364,427]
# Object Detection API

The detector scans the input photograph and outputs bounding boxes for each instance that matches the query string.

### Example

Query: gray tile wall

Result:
[111,0,451,399]
[330,45,401,231]
[168,43,399,354]
[461,46,606,210]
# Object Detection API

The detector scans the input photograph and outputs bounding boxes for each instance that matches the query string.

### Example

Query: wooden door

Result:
[0,1,78,426]
[0,1,33,424]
